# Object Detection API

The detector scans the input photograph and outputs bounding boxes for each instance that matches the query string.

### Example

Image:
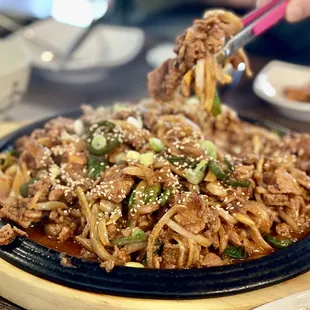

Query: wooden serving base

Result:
[0,123,309,309]
[0,259,309,310]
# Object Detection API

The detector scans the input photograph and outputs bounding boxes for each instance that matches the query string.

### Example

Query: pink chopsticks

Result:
[251,0,289,36]
[217,0,289,63]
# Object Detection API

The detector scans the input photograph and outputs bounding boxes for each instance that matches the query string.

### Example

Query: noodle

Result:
[147,205,186,268]
[167,220,212,248]
[0,8,309,271]
[90,204,120,264]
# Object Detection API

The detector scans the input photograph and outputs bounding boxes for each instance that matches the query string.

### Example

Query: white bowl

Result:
[253,60,310,122]
[0,38,30,121]
[10,19,145,85]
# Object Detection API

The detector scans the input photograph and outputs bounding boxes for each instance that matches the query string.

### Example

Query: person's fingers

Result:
[286,0,310,22]
[256,0,270,7]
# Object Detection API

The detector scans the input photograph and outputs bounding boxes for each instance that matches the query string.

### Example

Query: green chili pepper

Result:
[167,156,188,165]
[87,156,107,179]
[223,156,234,172]
[1,152,15,171]
[20,177,40,198]
[159,188,171,206]
[128,190,136,210]
[211,91,222,117]
[208,160,250,188]
[223,245,248,259]
[112,228,147,246]
[88,137,119,156]
[89,121,116,136]
[144,184,161,204]
[265,235,293,249]
[208,160,227,181]
[225,178,250,188]
[88,121,120,156]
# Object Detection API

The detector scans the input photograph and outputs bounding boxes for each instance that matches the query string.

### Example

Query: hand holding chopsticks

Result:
[257,0,310,22]
[217,0,289,64]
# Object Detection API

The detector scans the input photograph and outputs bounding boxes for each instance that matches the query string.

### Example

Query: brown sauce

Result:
[26,225,84,258]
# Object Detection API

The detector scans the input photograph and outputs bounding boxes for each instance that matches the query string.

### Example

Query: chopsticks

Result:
[216,0,289,64]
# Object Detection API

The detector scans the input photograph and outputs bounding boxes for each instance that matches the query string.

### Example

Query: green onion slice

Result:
[149,138,165,152]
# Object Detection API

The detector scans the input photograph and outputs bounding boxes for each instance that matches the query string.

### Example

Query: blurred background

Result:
[0,0,309,130]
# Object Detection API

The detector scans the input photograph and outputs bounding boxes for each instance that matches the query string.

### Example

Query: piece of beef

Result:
[89,166,134,203]
[201,253,223,267]
[18,138,51,170]
[148,59,182,103]
[0,205,43,229]
[28,178,51,201]
[44,117,74,139]
[0,224,27,246]
[263,193,290,206]
[161,243,179,269]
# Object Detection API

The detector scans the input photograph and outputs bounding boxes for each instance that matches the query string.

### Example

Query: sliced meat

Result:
[273,167,301,195]
[48,189,65,201]
[0,205,43,229]
[290,168,310,190]
[89,166,134,203]
[161,243,179,269]
[263,193,290,206]
[148,59,182,103]
[18,138,51,170]
[0,224,27,246]
[233,164,254,180]
[28,178,51,201]
[44,117,74,139]
[201,253,223,267]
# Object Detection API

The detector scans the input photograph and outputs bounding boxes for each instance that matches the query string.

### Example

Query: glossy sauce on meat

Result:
[26,225,83,258]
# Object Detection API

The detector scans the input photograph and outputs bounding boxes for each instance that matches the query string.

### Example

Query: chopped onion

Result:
[126,150,140,161]
[206,182,227,197]
[73,119,84,136]
[149,138,165,152]
[200,140,217,159]
[35,201,68,211]
[139,152,154,166]
[186,96,200,105]
[126,116,143,129]
[124,262,144,268]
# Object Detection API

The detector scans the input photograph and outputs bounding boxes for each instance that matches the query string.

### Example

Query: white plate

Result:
[10,19,145,84]
[254,289,310,310]
[253,60,310,122]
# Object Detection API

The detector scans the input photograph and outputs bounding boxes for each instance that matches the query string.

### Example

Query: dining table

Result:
[0,32,310,309]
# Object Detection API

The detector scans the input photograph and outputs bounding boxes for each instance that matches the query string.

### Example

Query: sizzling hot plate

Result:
[0,110,309,299]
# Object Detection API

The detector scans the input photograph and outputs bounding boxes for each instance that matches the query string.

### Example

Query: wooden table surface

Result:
[0,53,310,309]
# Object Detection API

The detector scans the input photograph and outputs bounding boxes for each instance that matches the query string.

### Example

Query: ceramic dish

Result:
[9,19,145,84]
[0,111,309,299]
[253,61,310,122]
